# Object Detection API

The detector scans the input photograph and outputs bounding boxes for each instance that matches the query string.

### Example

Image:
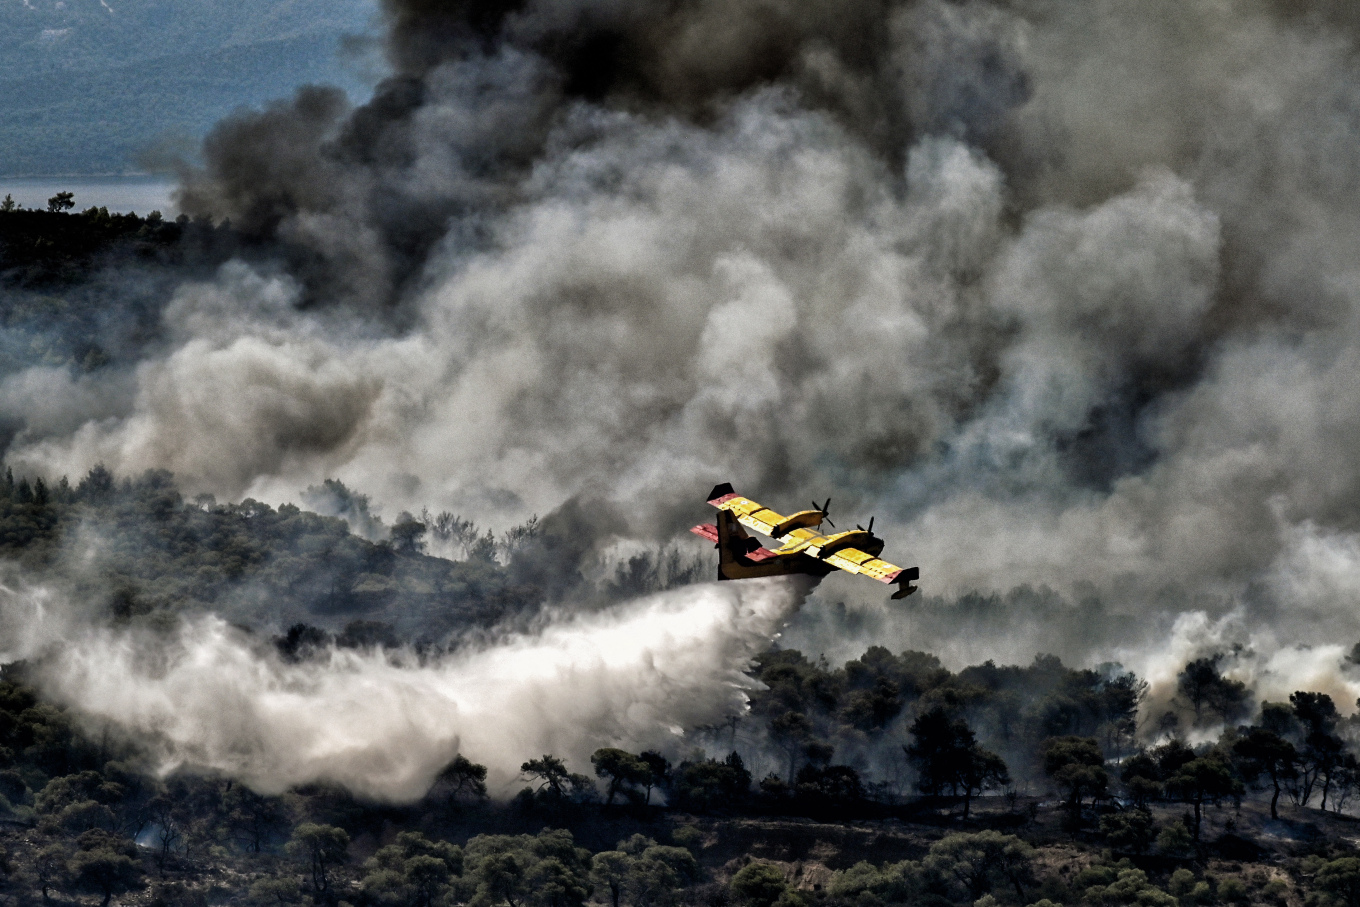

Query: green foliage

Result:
[1079,867,1175,907]
[1164,752,1242,840]
[1167,868,1196,898]
[35,840,70,897]
[750,648,1141,802]
[519,754,597,808]
[435,754,490,806]
[1217,876,1248,903]
[827,859,921,905]
[670,752,752,813]
[1177,655,1251,725]
[361,831,464,907]
[1041,736,1109,810]
[1315,858,1360,907]
[905,706,1009,816]
[924,831,1035,902]
[1156,821,1194,856]
[248,875,304,906]
[286,822,350,894]
[731,862,788,907]
[1261,878,1289,904]
[1120,753,1163,806]
[46,191,75,213]
[1100,808,1155,853]
[463,828,591,907]
[67,828,143,907]
[591,838,699,907]
[592,748,651,805]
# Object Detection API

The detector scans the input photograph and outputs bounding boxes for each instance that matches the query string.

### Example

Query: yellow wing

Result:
[824,548,911,584]
[769,527,823,554]
[707,489,786,537]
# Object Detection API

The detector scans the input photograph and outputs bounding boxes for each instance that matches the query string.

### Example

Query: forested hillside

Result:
[1,460,1360,904]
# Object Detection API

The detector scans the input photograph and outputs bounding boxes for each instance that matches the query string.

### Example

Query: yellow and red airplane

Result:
[690,483,919,600]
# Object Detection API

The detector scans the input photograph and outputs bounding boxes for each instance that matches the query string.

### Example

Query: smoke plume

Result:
[6,0,1360,769]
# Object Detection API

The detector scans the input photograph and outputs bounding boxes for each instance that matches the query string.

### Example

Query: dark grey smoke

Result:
[7,0,1360,696]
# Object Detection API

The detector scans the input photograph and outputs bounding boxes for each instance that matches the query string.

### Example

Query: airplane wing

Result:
[705,483,786,537]
[824,548,919,598]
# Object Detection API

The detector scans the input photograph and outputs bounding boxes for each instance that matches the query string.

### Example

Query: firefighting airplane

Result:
[690,483,919,600]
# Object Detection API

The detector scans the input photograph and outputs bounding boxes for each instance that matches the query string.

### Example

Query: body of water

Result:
[0,175,178,215]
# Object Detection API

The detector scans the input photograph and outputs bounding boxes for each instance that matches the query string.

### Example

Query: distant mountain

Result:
[0,0,381,175]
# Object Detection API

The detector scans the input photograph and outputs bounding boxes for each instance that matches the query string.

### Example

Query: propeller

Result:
[812,499,835,529]
[856,516,875,534]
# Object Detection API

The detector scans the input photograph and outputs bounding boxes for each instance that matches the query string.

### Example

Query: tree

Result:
[1165,753,1242,841]
[638,751,671,805]
[1080,868,1177,907]
[391,512,428,554]
[599,844,696,907]
[0,194,15,212]
[1040,736,1108,812]
[1177,655,1250,725]
[521,755,572,797]
[730,862,787,907]
[67,830,143,907]
[592,748,650,805]
[47,191,75,213]
[1291,692,1345,808]
[1099,808,1155,853]
[438,754,489,804]
[591,851,633,907]
[1119,752,1162,807]
[905,707,1010,817]
[769,711,815,780]
[287,822,350,894]
[1156,821,1194,856]
[147,793,181,869]
[828,860,920,905]
[465,829,591,907]
[670,752,752,812]
[1331,753,1360,814]
[1233,727,1298,819]
[36,843,68,902]
[956,746,1010,819]
[924,831,1034,902]
[361,831,463,907]
[520,754,596,806]
[1318,858,1360,907]
[225,786,287,852]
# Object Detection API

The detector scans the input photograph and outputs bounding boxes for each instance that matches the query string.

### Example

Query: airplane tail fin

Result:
[707,482,735,502]
[714,509,747,580]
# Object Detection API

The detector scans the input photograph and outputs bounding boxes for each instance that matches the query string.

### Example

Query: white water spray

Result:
[0,577,806,801]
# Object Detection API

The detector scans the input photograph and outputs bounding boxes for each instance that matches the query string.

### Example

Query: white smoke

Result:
[6,0,1360,753]
[0,576,808,801]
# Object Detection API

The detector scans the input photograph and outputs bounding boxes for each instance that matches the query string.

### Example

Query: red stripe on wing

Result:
[690,523,720,542]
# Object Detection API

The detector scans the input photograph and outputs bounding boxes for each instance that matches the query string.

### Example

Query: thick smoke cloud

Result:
[6,0,1360,699]
[0,577,808,800]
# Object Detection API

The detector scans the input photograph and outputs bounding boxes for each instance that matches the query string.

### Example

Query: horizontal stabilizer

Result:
[690,523,720,543]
